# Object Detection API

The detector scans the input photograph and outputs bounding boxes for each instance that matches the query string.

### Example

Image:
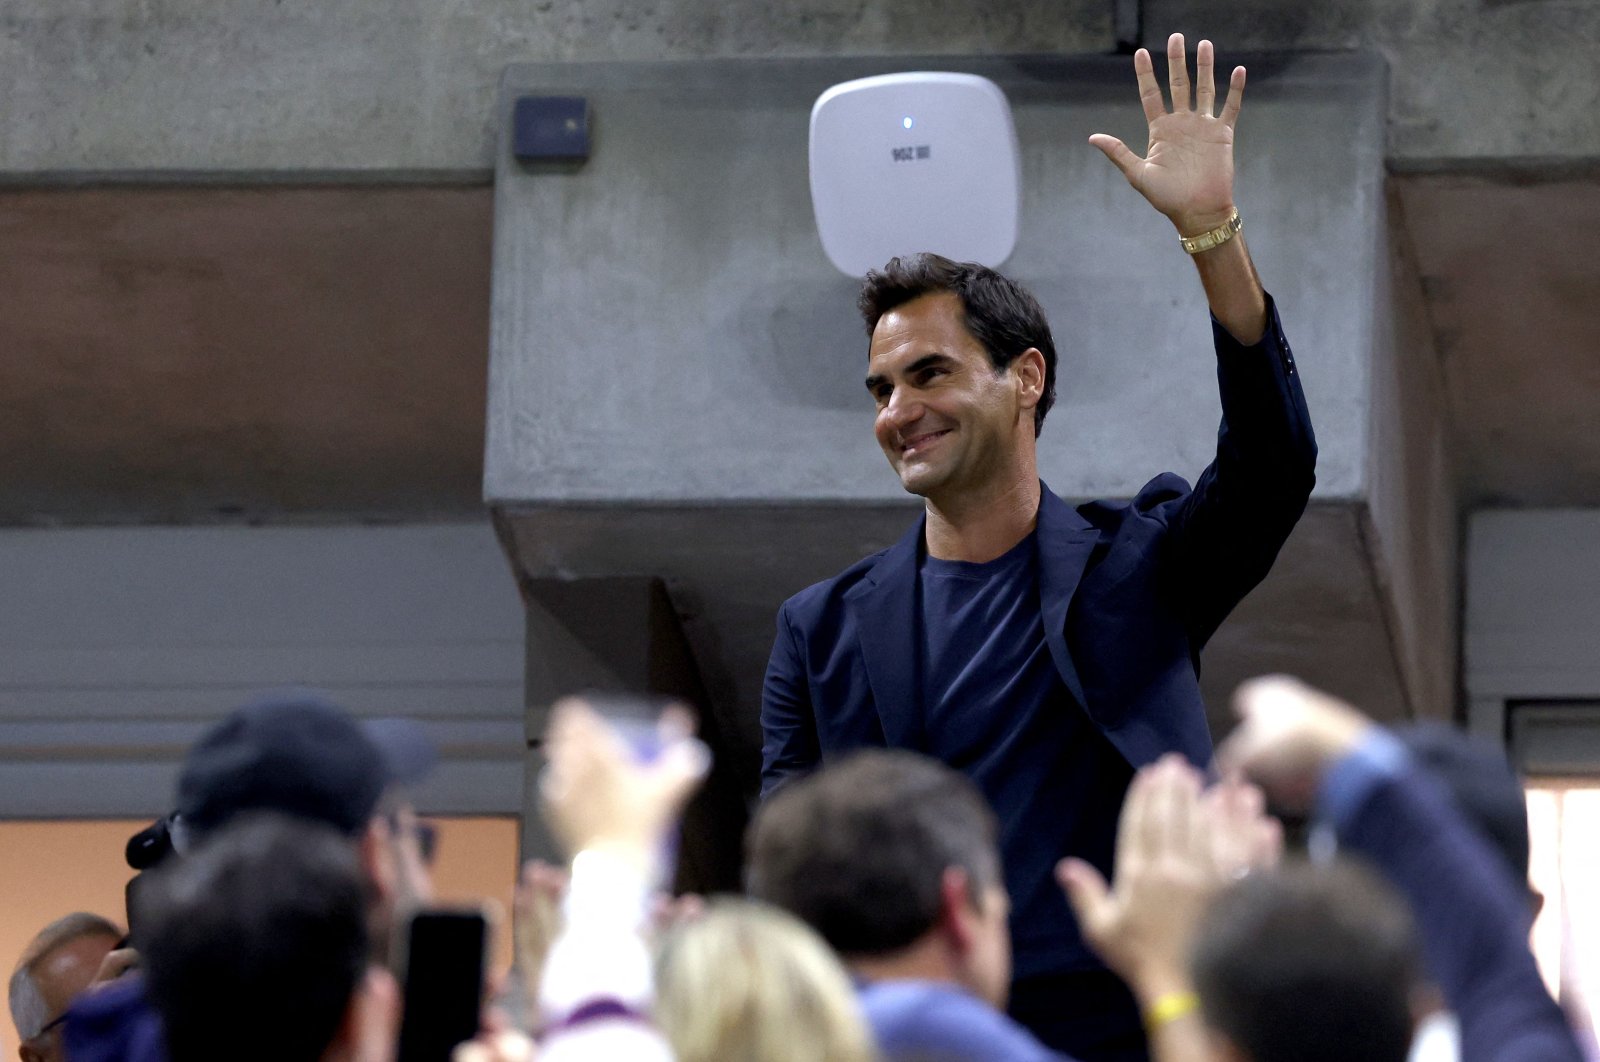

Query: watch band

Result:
[1179,210,1243,255]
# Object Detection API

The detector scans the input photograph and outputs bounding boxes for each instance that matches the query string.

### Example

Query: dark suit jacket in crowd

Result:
[1341,762,1587,1062]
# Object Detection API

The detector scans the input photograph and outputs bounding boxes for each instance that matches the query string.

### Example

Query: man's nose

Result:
[881,388,922,430]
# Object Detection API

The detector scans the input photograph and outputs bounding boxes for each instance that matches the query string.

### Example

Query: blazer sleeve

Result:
[1160,294,1318,649]
[1338,768,1584,1062]
[759,601,821,798]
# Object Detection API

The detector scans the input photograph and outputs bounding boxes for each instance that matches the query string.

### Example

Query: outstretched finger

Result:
[1166,33,1190,113]
[1133,48,1165,124]
[1220,65,1246,129]
[1087,133,1142,183]
[1196,39,1216,116]
[1058,858,1112,935]
[1116,760,1156,868]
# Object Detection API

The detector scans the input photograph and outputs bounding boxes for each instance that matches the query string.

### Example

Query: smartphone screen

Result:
[581,691,674,761]
[395,910,487,1062]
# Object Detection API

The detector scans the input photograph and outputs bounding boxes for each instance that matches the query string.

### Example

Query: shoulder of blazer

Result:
[779,511,924,626]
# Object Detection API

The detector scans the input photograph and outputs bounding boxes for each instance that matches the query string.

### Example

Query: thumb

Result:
[1057,857,1111,927]
[1088,134,1142,182]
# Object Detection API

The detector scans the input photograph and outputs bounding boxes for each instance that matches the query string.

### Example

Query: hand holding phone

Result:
[394,909,488,1062]
[538,695,708,872]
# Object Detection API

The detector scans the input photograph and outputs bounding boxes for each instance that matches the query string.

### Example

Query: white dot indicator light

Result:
[902,116,914,130]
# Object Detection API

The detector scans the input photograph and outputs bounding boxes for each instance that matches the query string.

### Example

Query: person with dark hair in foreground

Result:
[136,815,389,1062]
[1061,676,1586,1062]
[748,750,1059,1061]
[63,689,439,1062]
[1191,861,1421,1062]
[761,34,1316,1061]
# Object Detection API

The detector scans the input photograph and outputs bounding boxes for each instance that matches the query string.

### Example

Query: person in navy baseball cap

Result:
[68,690,441,1062]
[175,688,437,840]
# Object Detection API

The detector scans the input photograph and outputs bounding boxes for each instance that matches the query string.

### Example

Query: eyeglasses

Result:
[29,1011,70,1043]
[415,820,438,866]
[385,809,438,866]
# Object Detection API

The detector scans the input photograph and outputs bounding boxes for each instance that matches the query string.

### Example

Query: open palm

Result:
[1091,34,1244,233]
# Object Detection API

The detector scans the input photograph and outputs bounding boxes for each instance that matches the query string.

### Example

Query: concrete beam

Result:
[2,1,1596,175]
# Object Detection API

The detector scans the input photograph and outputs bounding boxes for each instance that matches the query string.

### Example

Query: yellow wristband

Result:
[1144,990,1200,1033]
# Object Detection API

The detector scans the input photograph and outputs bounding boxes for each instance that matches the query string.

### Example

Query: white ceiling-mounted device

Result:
[808,71,1021,278]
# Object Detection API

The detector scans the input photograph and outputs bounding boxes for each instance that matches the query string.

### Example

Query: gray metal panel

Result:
[0,523,527,817]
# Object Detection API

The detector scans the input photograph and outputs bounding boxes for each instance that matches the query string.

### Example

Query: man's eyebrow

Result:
[864,353,954,393]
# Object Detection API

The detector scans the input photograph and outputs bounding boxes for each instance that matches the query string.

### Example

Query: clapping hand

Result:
[1058,755,1280,1004]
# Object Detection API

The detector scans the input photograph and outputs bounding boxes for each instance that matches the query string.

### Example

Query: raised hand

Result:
[1090,33,1244,236]
[538,696,709,870]
[1215,675,1374,816]
[1058,756,1219,1002]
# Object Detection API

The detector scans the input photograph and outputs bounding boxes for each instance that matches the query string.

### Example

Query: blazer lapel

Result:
[846,514,926,750]
[1036,484,1100,712]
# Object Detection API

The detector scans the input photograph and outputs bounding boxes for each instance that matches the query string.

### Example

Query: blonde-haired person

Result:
[655,897,880,1062]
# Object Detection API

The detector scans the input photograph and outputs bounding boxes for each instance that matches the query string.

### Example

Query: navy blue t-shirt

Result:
[918,531,1134,978]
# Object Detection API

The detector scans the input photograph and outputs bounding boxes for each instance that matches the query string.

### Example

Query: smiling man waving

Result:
[760,35,1317,1062]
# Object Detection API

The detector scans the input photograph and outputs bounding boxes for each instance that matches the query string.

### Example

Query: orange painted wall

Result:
[2,816,520,1049]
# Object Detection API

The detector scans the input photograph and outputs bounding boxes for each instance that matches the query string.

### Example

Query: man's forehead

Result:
[868,293,978,364]
[35,934,117,1004]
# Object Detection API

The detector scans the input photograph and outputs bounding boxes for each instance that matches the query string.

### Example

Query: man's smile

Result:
[900,429,953,457]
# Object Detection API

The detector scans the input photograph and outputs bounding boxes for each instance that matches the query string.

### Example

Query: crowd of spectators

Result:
[6,675,1592,1062]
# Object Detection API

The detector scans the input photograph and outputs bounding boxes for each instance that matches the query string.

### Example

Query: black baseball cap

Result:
[176,688,437,838]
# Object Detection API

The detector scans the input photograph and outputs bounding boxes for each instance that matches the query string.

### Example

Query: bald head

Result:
[10,912,122,1059]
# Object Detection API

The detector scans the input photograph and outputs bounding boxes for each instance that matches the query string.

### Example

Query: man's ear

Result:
[1012,347,1047,413]
[359,818,393,902]
[936,866,979,955]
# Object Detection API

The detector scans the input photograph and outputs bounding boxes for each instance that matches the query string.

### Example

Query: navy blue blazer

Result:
[761,299,1317,794]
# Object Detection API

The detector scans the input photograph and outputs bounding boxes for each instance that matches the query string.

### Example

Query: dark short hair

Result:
[746,750,1002,957]
[858,253,1059,436]
[137,814,369,1062]
[1192,860,1419,1062]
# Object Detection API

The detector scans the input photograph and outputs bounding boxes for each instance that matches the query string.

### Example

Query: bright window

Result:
[1526,781,1600,1051]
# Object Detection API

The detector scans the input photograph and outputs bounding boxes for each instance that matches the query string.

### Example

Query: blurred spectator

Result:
[747,749,1060,1061]
[8,912,122,1062]
[1067,675,1586,1062]
[136,814,392,1062]
[1059,761,1281,1062]
[64,688,439,1062]
[654,897,878,1062]
[172,688,439,962]
[1398,724,1540,1062]
[1192,859,1421,1062]
[458,695,707,1062]
[1218,676,1585,1062]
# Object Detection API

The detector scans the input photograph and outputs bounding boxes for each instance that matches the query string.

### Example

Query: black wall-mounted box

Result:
[513,96,591,162]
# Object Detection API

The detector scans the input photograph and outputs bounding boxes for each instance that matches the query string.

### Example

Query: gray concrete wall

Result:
[1364,182,1459,720]
[2,0,1595,177]
[484,53,1382,508]
[487,53,1432,794]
